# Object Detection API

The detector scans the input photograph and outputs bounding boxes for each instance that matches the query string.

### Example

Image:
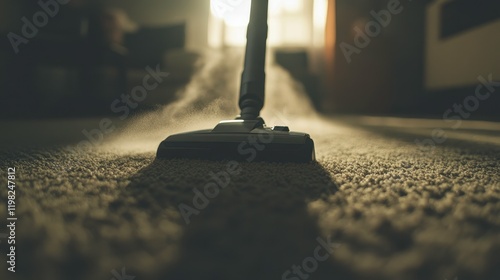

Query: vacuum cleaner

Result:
[157,0,315,163]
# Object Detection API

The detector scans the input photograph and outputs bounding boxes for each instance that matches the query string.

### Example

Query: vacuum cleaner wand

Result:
[239,0,268,120]
[156,0,315,162]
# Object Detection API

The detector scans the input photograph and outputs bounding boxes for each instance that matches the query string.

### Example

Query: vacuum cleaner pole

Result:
[156,0,315,162]
[239,0,269,120]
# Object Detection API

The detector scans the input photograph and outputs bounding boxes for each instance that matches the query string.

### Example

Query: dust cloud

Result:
[105,48,324,153]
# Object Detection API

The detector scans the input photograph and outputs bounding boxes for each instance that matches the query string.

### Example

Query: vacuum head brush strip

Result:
[157,120,315,162]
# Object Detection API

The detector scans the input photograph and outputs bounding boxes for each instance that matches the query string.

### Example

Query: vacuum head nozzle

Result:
[157,119,315,163]
[156,1,315,163]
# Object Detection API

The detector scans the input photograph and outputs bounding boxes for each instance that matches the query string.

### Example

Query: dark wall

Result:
[440,0,500,39]
[325,0,427,115]
[325,0,500,119]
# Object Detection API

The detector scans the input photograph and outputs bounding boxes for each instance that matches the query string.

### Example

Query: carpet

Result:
[0,116,499,280]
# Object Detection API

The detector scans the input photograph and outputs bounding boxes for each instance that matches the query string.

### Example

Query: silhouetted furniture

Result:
[1,13,187,117]
[125,24,186,68]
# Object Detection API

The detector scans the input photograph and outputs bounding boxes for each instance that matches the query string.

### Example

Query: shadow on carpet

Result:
[116,159,352,279]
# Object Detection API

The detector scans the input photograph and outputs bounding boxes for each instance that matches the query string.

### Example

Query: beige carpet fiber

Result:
[0,116,499,280]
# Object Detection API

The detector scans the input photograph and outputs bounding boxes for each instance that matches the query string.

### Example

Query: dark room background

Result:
[1,0,499,119]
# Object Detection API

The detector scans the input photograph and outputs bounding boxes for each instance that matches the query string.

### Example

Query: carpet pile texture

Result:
[0,117,499,280]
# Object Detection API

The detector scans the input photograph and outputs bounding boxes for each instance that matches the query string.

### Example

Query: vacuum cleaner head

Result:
[156,0,315,163]
[157,119,315,163]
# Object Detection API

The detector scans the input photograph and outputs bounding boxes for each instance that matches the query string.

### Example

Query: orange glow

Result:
[322,0,336,111]
[325,0,336,68]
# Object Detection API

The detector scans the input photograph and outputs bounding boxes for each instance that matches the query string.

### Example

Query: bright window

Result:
[209,0,326,48]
